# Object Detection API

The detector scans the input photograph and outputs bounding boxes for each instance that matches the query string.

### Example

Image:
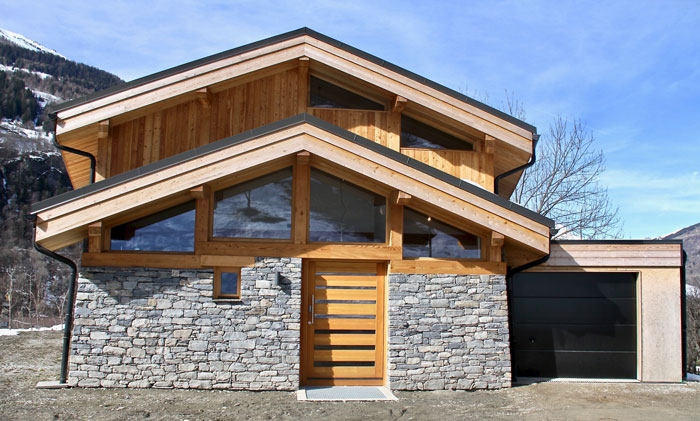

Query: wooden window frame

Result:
[214,266,242,299]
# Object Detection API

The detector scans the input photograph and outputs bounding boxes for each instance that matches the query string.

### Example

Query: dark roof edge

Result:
[31,113,553,229]
[552,239,683,245]
[49,27,536,134]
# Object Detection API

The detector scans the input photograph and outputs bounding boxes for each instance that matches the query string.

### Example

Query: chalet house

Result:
[31,28,684,390]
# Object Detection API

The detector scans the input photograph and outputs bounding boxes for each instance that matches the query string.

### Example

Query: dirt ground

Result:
[1,331,699,420]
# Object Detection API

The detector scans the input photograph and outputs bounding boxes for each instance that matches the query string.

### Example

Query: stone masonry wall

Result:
[69,257,301,390]
[388,274,511,390]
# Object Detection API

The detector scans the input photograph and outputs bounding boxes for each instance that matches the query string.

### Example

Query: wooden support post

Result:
[96,120,110,182]
[196,88,212,146]
[392,95,407,113]
[192,185,211,247]
[87,222,103,253]
[489,231,505,262]
[389,204,403,248]
[390,190,412,206]
[293,151,311,244]
[298,57,310,113]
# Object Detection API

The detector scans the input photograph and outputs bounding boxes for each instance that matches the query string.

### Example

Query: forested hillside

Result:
[0,29,123,328]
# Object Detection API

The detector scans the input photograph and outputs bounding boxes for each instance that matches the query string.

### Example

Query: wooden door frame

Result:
[300,259,388,386]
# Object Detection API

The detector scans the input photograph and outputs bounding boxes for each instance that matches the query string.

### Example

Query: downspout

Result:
[28,215,78,384]
[494,133,540,196]
[504,231,553,383]
[681,248,688,380]
[49,112,96,184]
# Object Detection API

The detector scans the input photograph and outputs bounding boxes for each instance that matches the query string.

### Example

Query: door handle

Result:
[308,294,315,325]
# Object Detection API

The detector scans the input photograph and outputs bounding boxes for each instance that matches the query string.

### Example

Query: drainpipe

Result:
[504,232,552,383]
[681,248,688,380]
[28,215,78,384]
[494,133,540,196]
[49,112,96,184]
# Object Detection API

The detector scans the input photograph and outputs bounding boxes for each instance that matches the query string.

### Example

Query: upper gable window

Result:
[213,168,293,239]
[309,76,384,110]
[403,208,480,259]
[110,201,196,252]
[309,168,386,243]
[400,115,473,150]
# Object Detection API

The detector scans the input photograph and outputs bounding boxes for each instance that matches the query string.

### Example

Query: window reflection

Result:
[309,169,386,243]
[213,168,293,239]
[403,208,480,258]
[110,201,196,252]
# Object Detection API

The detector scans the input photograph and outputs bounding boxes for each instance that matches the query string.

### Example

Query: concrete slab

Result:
[36,380,70,389]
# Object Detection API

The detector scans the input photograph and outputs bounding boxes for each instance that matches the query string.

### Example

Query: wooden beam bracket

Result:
[189,185,210,199]
[97,120,110,139]
[392,95,407,113]
[390,190,412,206]
[484,135,496,154]
[196,87,213,108]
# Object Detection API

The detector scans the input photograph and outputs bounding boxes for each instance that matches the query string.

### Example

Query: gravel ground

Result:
[1,330,699,420]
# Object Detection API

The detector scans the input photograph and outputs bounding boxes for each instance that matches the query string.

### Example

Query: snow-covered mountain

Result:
[0,28,65,58]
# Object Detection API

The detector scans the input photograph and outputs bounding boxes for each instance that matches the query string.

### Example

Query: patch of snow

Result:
[0,64,54,80]
[0,324,63,336]
[687,373,700,382]
[687,284,700,297]
[0,119,51,141]
[0,28,65,58]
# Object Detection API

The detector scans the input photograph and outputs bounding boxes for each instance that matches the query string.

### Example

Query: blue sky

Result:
[3,1,698,238]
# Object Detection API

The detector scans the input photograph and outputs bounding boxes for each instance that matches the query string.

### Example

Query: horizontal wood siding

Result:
[539,243,683,268]
[308,108,400,151]
[400,148,494,191]
[106,68,301,178]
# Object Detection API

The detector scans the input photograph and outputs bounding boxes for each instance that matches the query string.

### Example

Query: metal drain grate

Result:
[299,386,397,401]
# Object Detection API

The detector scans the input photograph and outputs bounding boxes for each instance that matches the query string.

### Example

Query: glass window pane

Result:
[110,201,196,252]
[310,76,384,110]
[403,208,480,258]
[220,272,239,296]
[400,115,473,150]
[309,169,386,243]
[213,168,293,239]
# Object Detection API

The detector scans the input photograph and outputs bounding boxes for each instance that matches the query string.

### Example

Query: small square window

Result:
[214,267,241,299]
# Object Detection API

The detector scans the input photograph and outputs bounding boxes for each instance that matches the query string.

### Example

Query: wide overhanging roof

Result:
[32,113,551,228]
[49,27,536,135]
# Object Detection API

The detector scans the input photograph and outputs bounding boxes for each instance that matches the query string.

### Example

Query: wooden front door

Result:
[301,260,387,386]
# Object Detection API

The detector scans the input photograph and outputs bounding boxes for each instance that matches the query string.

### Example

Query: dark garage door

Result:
[511,272,637,379]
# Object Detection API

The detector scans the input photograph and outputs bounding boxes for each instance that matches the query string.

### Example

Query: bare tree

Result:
[512,116,621,239]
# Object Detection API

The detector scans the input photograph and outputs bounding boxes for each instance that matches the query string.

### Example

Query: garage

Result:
[510,272,637,379]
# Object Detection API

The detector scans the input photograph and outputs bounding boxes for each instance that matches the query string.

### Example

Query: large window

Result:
[403,208,480,259]
[309,169,386,243]
[110,201,196,252]
[213,168,293,239]
[309,76,384,110]
[400,115,473,150]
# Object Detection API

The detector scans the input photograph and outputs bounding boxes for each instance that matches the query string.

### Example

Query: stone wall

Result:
[388,273,511,390]
[69,257,301,389]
